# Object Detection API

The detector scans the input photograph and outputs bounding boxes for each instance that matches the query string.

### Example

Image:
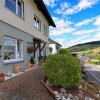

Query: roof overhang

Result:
[49,38,62,47]
[34,0,56,27]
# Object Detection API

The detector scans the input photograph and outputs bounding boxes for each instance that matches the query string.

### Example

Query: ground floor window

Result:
[4,36,23,63]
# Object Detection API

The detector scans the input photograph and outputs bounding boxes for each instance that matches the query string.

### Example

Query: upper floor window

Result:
[34,16,41,31]
[4,36,23,63]
[5,0,24,18]
[43,24,48,36]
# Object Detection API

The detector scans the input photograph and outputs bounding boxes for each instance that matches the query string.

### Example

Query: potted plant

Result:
[30,56,36,67]
[25,62,32,70]
[13,64,20,74]
[38,56,43,65]
[0,73,5,82]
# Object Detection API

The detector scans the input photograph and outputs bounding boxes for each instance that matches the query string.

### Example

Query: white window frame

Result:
[4,37,23,63]
[5,0,24,19]
[43,24,48,37]
[34,15,41,31]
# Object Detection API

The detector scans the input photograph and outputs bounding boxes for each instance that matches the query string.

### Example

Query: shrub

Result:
[59,48,69,54]
[30,56,35,64]
[44,54,81,88]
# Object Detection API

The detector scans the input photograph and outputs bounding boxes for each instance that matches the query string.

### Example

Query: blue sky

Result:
[43,0,100,48]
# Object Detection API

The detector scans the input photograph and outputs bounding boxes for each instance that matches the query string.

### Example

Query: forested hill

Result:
[68,41,100,52]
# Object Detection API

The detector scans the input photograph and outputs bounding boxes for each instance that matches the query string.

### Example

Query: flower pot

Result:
[13,64,20,74]
[25,62,31,69]
[31,64,36,67]
[0,73,5,82]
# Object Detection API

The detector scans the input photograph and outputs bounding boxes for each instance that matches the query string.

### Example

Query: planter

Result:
[0,73,5,82]
[27,46,34,53]
[41,80,55,98]
[31,64,36,68]
[13,64,20,74]
[25,62,31,69]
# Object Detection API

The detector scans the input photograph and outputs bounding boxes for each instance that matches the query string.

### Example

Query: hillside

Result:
[68,41,100,52]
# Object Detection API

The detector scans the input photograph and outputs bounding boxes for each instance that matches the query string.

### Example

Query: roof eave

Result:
[34,0,56,27]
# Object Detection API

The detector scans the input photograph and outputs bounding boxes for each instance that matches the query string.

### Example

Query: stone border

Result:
[40,80,55,98]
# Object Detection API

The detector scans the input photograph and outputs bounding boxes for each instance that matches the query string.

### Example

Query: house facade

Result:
[49,39,61,54]
[0,0,56,73]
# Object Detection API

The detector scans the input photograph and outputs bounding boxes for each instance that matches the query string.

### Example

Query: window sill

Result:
[4,59,24,64]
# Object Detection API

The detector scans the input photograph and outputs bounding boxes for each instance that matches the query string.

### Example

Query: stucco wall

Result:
[0,21,49,73]
[0,0,49,42]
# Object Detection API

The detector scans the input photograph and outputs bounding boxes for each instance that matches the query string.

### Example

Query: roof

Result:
[34,0,56,27]
[49,38,62,46]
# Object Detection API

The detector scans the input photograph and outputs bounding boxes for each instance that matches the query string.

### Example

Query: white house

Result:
[49,38,62,54]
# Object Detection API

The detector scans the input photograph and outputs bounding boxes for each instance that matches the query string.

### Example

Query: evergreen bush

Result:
[44,54,81,88]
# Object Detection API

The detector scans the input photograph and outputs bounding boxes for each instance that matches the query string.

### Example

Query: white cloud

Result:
[50,27,76,36]
[43,0,57,7]
[55,0,99,15]
[75,19,94,27]
[57,32,100,48]
[73,29,94,35]
[50,17,75,36]
[94,16,100,26]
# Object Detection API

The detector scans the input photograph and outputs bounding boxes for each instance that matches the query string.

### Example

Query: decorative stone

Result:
[79,85,82,89]
[64,93,68,98]
[85,96,94,100]
[61,96,67,100]
[79,90,83,94]
[85,86,87,89]
[68,93,73,98]
[60,93,64,97]
[66,98,70,100]
[46,80,49,85]
[55,94,61,98]
[60,88,66,93]
[96,93,99,98]
[72,96,79,100]
[54,91,59,95]
[78,94,83,98]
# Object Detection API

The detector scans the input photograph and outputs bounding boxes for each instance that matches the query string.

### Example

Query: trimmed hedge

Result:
[44,54,81,88]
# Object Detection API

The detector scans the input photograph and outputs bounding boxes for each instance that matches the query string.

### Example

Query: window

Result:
[43,24,48,36]
[34,16,41,30]
[4,37,23,63]
[5,0,24,18]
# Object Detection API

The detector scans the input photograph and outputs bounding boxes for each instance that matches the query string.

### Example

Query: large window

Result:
[43,24,48,36]
[4,37,23,63]
[5,0,24,18]
[34,16,41,31]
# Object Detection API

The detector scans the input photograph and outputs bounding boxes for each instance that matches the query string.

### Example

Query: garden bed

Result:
[41,79,100,100]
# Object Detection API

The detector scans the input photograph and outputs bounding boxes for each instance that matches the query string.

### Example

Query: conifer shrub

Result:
[44,54,81,88]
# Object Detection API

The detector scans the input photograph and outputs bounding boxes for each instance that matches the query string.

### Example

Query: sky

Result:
[43,0,100,48]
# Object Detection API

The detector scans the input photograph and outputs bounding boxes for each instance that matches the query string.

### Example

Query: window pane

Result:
[34,17,37,27]
[4,38,16,60]
[17,40,22,59]
[18,1,22,17]
[5,0,16,13]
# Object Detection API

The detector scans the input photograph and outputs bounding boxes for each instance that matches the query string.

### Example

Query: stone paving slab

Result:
[0,66,52,100]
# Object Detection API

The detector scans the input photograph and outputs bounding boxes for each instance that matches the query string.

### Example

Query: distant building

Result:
[49,39,62,54]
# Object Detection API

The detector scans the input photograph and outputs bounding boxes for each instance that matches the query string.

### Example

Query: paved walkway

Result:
[84,64,100,87]
[0,66,52,100]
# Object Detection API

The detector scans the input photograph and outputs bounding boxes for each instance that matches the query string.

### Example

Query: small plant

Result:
[59,48,69,54]
[44,54,81,88]
[30,56,35,64]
